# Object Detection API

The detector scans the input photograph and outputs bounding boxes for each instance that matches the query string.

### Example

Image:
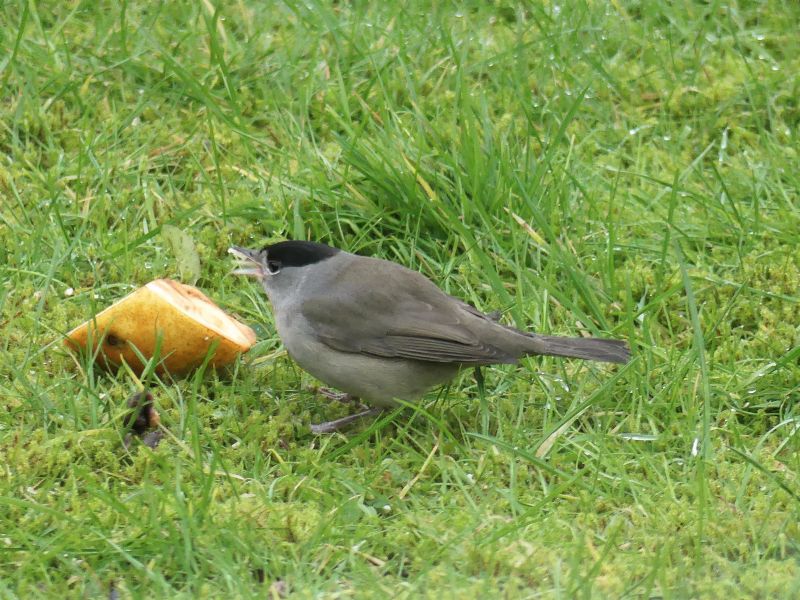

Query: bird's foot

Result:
[310,407,383,434]
[315,387,358,403]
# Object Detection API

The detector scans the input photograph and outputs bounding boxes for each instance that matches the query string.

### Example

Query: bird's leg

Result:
[310,407,384,434]
[316,387,358,404]
[474,366,485,389]
[475,366,489,434]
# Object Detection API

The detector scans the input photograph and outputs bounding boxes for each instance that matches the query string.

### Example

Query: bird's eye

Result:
[266,259,282,274]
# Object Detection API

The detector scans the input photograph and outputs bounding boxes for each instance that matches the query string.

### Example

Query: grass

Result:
[2,0,800,597]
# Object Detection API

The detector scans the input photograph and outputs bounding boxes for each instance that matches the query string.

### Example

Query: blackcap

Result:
[230,241,630,433]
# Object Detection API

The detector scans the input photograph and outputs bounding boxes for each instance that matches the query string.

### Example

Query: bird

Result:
[229,241,630,433]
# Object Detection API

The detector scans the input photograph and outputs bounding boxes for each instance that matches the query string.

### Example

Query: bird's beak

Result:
[228,246,265,278]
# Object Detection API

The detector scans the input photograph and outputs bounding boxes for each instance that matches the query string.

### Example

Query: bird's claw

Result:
[310,407,383,434]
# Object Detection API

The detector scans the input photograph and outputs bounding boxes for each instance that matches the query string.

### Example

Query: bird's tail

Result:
[525,334,631,364]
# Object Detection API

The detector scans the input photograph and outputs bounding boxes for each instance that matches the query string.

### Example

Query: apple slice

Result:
[64,279,257,375]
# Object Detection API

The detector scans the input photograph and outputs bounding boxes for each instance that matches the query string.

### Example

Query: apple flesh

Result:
[65,279,257,375]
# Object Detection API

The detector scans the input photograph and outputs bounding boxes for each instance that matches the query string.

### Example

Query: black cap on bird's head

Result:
[229,241,340,277]
[261,241,340,268]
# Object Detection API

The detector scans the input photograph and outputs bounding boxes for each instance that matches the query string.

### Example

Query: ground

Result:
[1,1,800,597]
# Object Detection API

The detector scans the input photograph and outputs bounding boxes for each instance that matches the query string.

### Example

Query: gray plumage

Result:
[230,241,630,413]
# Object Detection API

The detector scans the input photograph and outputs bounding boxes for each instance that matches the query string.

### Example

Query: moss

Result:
[3,0,800,596]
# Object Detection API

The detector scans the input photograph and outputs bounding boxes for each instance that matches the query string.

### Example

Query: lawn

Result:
[2,1,800,597]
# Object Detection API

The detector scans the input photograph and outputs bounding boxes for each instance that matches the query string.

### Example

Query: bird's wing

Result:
[299,262,518,365]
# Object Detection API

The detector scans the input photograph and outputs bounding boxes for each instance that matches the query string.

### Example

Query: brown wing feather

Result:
[300,259,517,365]
[359,335,517,364]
